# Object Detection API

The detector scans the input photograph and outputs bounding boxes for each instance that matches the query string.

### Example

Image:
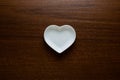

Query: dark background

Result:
[0,0,120,80]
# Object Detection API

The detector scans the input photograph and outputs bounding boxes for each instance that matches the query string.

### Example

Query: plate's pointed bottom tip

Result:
[55,50,64,54]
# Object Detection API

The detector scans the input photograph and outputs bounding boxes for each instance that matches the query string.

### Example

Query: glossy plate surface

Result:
[44,25,76,53]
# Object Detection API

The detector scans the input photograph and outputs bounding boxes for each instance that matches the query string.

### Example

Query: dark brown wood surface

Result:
[0,0,120,80]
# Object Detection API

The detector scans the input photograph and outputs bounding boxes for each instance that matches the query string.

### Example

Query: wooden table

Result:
[0,0,120,80]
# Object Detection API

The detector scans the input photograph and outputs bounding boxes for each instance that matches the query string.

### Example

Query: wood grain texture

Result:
[0,0,120,80]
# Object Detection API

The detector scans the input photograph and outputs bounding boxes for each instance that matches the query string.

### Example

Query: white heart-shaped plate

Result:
[44,25,76,53]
